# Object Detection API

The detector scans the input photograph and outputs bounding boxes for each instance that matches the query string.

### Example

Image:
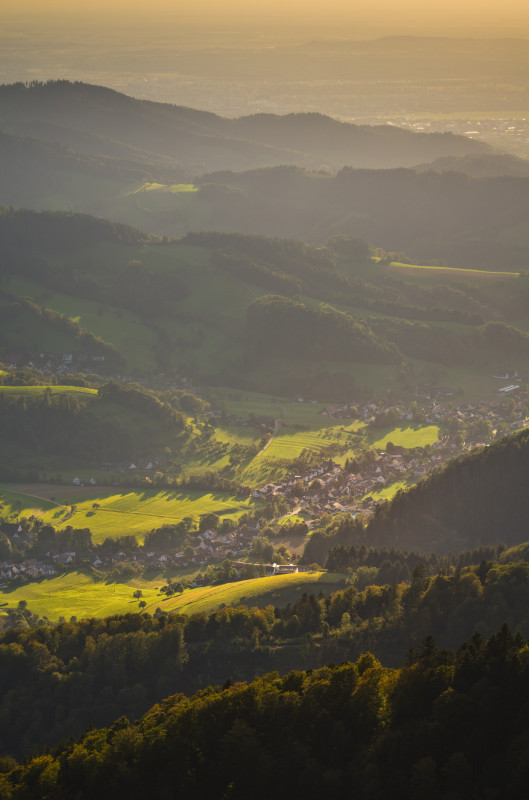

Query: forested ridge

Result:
[1,624,529,799]
[247,295,401,363]
[0,80,488,173]
[2,210,529,394]
[0,295,122,365]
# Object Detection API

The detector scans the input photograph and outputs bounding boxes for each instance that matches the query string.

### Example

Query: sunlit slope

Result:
[0,570,346,621]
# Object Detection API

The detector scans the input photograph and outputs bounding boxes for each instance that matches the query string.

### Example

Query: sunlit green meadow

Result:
[0,384,97,399]
[369,425,440,450]
[0,485,256,543]
[1,571,347,621]
[144,571,347,616]
[1,572,161,620]
[365,480,411,503]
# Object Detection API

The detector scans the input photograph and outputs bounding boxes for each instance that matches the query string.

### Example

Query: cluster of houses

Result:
[0,558,58,590]
[0,516,303,591]
[251,391,529,522]
[2,381,529,592]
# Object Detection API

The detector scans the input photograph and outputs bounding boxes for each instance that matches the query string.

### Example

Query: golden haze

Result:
[4,0,529,32]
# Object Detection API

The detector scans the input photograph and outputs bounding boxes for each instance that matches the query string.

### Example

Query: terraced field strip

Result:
[390,262,518,279]
[0,385,97,397]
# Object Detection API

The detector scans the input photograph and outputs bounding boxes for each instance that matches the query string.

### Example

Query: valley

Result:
[2,66,529,796]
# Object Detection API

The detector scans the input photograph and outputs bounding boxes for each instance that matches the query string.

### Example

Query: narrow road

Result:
[255,418,281,457]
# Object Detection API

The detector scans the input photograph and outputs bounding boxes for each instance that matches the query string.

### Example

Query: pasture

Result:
[0,572,161,620]
[366,480,411,503]
[156,571,347,615]
[369,425,440,450]
[0,485,256,543]
[0,571,347,621]
[126,182,199,194]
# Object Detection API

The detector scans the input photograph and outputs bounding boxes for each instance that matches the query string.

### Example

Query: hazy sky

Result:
[4,0,529,35]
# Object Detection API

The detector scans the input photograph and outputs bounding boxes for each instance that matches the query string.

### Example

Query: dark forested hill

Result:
[0,80,490,174]
[2,625,529,799]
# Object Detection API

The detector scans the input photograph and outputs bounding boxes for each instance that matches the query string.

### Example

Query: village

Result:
[2,384,529,593]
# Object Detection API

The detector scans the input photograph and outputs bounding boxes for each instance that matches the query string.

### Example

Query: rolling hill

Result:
[3,209,529,398]
[2,82,527,267]
[0,80,491,173]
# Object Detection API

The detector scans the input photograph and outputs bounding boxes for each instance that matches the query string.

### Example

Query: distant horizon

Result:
[2,5,529,131]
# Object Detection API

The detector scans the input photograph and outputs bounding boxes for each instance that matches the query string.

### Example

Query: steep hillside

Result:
[0,382,189,481]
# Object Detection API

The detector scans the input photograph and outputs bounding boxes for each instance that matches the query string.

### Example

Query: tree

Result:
[199,513,220,533]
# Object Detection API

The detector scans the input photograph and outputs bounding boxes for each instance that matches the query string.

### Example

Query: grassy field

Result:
[0,384,97,398]
[0,572,162,620]
[157,571,347,615]
[216,390,328,427]
[389,262,519,279]
[0,570,347,621]
[126,183,199,195]
[0,485,256,543]
[0,486,59,517]
[369,425,440,450]
[365,480,411,503]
